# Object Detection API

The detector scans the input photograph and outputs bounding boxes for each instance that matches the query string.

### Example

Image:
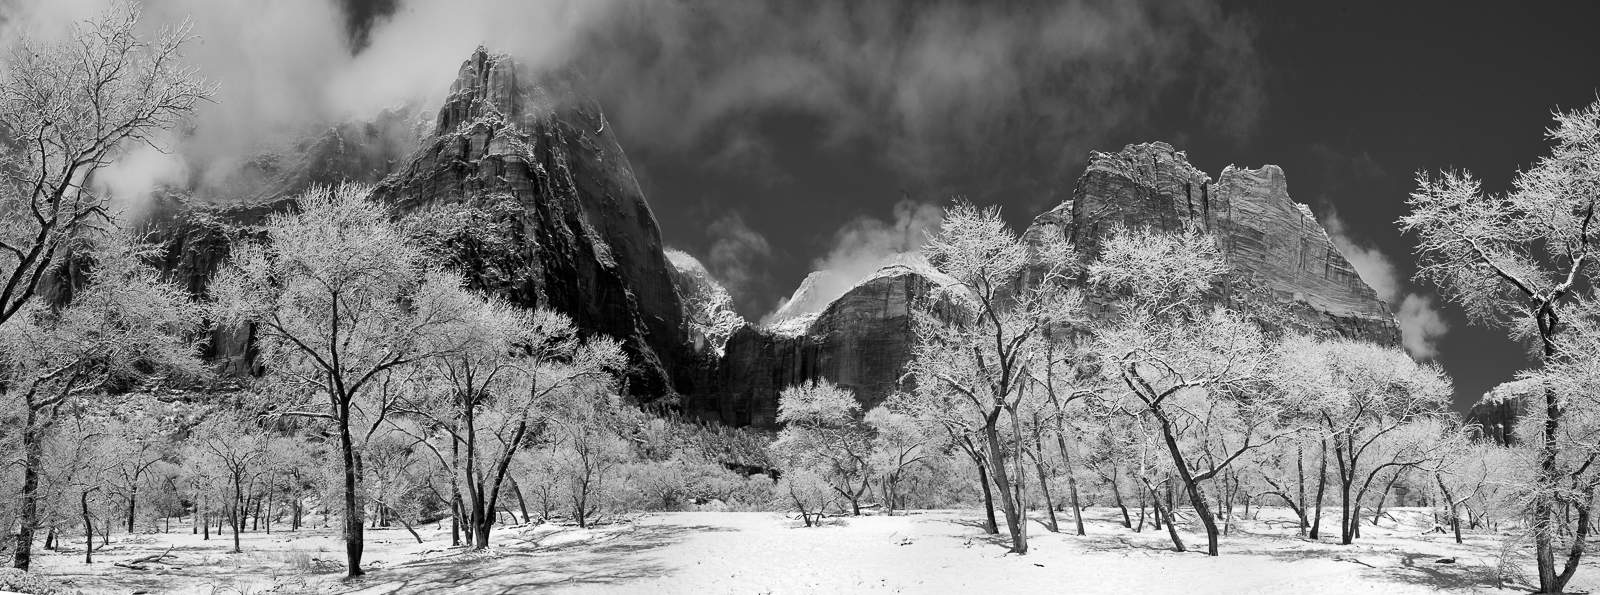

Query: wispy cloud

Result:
[1323,209,1449,359]
[1,0,1266,206]
[705,212,771,313]
[768,199,942,321]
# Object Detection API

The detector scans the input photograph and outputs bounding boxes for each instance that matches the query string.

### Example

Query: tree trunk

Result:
[82,492,94,564]
[1109,473,1132,528]
[1151,408,1221,555]
[399,517,423,544]
[1536,370,1562,594]
[512,479,531,524]
[450,497,461,546]
[1311,439,1328,540]
[1372,472,1401,526]
[126,488,138,534]
[10,406,45,570]
[338,403,365,577]
[1060,435,1086,536]
[983,419,1026,554]
[975,457,998,535]
[1031,452,1059,533]
[231,477,243,553]
[1554,484,1596,592]
[1144,477,1183,552]
[1296,444,1308,536]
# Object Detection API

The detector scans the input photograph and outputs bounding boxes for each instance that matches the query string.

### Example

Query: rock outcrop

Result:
[370,48,692,396]
[132,49,695,398]
[692,263,953,427]
[692,142,1402,428]
[1041,141,1400,345]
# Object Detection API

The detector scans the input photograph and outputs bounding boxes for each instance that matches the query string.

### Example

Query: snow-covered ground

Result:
[24,507,1593,594]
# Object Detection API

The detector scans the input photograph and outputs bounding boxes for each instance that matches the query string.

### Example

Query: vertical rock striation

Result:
[1045,141,1400,345]
[702,141,1402,428]
[369,48,691,397]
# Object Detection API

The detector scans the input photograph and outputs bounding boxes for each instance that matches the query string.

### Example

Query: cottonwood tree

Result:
[210,184,470,576]
[779,468,835,527]
[904,201,1077,554]
[1402,98,1600,593]
[1091,226,1296,556]
[865,406,929,516]
[186,411,270,553]
[0,239,203,570]
[772,381,874,516]
[102,406,169,534]
[1434,438,1509,544]
[396,300,624,548]
[1275,336,1451,544]
[360,426,433,543]
[0,0,213,331]
[553,391,632,528]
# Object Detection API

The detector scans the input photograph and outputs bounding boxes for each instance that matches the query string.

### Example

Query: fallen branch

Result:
[128,545,176,565]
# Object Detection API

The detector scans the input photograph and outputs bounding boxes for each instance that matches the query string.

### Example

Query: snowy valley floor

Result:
[24,507,1598,594]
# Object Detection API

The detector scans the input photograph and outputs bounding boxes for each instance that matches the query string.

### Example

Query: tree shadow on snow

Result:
[330,522,726,594]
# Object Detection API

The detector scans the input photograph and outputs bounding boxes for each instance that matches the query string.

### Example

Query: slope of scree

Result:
[695,142,1401,429]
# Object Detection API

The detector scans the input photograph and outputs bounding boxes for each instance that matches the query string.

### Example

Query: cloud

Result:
[579,0,1265,186]
[1,0,1265,209]
[1396,295,1449,360]
[767,199,942,321]
[1323,209,1449,360]
[706,212,771,310]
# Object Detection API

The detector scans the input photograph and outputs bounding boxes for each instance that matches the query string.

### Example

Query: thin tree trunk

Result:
[1310,439,1328,540]
[1108,471,1131,528]
[1030,448,1059,533]
[975,456,998,535]
[232,476,243,553]
[512,479,531,524]
[1151,408,1222,555]
[82,492,94,564]
[1144,477,1183,552]
[1060,434,1086,536]
[1296,444,1308,536]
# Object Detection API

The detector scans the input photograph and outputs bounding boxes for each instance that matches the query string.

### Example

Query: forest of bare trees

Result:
[4,3,1600,594]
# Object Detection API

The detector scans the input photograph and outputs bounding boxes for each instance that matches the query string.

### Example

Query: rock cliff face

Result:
[370,48,691,396]
[695,142,1401,428]
[691,264,952,427]
[135,49,694,398]
[1047,141,1400,345]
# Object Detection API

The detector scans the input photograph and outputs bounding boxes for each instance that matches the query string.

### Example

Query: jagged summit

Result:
[1045,141,1399,343]
[371,48,692,398]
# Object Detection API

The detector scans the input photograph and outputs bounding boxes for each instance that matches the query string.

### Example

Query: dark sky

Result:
[337,1,1600,412]
[611,2,1600,412]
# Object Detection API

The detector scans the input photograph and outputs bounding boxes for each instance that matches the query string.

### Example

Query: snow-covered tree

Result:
[1402,98,1600,593]
[1091,226,1294,556]
[904,201,1078,554]
[865,406,929,516]
[395,300,624,547]
[210,184,472,576]
[0,238,203,569]
[772,381,874,516]
[0,0,212,332]
[1275,335,1451,544]
[186,411,270,553]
